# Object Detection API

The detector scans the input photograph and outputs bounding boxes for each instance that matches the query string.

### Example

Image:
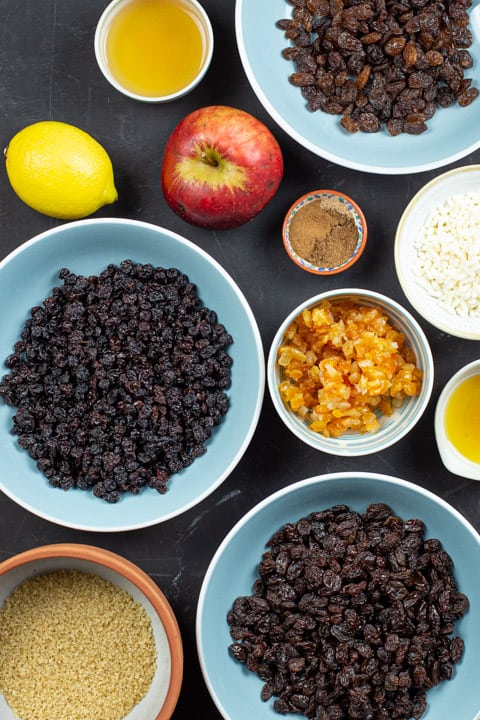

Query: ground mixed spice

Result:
[289,197,359,267]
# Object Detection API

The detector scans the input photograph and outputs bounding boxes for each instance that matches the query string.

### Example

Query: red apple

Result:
[161,105,284,230]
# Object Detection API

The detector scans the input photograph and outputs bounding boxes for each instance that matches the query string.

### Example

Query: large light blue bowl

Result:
[197,472,480,720]
[0,219,264,531]
[235,0,480,174]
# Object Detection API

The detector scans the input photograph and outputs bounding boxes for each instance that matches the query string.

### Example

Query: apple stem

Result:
[200,148,220,167]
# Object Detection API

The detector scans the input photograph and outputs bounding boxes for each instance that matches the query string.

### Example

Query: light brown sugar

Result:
[0,569,157,720]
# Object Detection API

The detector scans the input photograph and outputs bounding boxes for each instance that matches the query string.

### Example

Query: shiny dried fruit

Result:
[227,503,468,720]
[384,36,407,55]
[358,111,381,132]
[425,49,444,66]
[360,30,383,44]
[0,261,233,502]
[277,0,477,133]
[276,299,422,437]
[457,86,479,106]
[340,114,361,132]
[355,63,371,89]
[290,71,316,86]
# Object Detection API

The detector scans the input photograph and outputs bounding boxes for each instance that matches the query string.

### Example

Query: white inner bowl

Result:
[0,552,173,720]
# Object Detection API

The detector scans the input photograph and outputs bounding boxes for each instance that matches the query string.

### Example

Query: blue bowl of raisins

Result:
[0,218,264,531]
[197,472,480,720]
[236,0,480,173]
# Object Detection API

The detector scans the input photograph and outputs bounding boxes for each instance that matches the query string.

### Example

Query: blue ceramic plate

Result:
[197,472,480,720]
[235,0,480,174]
[0,219,264,531]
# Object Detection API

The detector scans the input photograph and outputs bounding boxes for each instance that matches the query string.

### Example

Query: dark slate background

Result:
[0,2,479,718]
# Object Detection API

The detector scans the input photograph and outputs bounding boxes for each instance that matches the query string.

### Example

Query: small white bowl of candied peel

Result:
[267,288,434,456]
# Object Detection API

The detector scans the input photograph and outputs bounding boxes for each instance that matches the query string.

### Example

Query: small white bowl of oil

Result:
[94,0,213,103]
[435,359,480,481]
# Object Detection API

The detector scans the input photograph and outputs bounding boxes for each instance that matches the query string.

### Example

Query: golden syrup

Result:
[105,0,209,97]
[444,374,480,463]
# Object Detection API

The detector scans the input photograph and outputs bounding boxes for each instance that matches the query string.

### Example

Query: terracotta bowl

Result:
[282,189,367,275]
[0,543,183,720]
[267,288,433,456]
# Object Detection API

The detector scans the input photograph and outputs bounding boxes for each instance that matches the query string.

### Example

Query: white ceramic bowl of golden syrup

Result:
[435,359,480,480]
[94,0,213,102]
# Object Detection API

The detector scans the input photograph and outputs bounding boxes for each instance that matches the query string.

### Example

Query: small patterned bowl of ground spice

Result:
[282,190,367,275]
[0,543,183,720]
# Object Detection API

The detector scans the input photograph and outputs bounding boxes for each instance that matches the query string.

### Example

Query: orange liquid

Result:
[105,0,209,97]
[444,374,480,463]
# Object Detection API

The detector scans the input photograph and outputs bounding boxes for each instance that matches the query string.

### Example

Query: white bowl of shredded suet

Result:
[395,165,480,340]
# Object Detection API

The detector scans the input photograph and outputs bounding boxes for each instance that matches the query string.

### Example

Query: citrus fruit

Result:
[4,121,118,219]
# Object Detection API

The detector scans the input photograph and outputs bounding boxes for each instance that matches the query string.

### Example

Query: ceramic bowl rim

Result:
[282,190,368,276]
[0,543,183,720]
[94,0,214,103]
[267,288,434,456]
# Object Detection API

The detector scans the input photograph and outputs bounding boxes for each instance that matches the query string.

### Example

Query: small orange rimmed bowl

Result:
[282,190,367,275]
[0,544,183,720]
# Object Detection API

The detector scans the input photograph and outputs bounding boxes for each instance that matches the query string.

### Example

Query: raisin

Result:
[227,504,467,720]
[358,111,381,131]
[277,0,477,133]
[384,36,407,55]
[355,63,371,88]
[457,86,479,106]
[0,263,233,502]
[341,113,361,132]
[290,71,316,86]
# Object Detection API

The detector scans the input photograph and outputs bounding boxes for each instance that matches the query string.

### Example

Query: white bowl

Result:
[0,219,264,531]
[395,165,480,340]
[434,359,480,481]
[235,0,480,174]
[267,289,433,456]
[94,0,213,103]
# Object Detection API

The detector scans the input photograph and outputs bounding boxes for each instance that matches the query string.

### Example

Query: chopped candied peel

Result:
[277,299,423,437]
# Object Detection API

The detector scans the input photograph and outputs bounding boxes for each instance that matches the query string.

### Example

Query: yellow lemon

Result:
[4,121,118,219]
